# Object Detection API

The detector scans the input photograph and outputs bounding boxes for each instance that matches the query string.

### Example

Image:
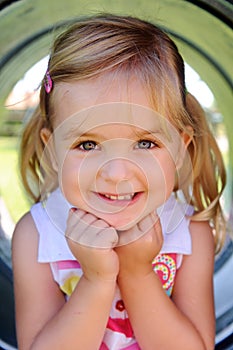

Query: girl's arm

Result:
[116,219,215,350]
[12,211,118,350]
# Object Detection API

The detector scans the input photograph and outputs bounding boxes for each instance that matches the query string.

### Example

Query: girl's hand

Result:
[65,208,119,282]
[115,212,163,277]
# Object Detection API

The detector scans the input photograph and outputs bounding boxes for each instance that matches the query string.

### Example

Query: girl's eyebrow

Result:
[63,128,99,141]
[62,125,168,141]
[134,128,171,140]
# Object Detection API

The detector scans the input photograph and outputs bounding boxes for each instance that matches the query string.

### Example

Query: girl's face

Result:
[42,75,191,230]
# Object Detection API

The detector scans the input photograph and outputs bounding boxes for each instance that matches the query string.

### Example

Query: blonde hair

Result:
[20,14,226,251]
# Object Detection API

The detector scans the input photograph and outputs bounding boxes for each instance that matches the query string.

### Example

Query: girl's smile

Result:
[97,191,141,202]
[93,191,144,208]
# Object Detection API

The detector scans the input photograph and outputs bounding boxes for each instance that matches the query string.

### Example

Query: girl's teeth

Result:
[104,194,134,201]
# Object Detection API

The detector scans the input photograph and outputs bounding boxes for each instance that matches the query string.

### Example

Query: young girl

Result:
[12,14,226,350]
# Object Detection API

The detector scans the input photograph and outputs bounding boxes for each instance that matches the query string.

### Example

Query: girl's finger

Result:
[66,208,118,248]
[67,208,98,227]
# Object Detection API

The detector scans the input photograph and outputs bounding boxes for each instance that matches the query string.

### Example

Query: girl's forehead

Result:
[53,75,152,126]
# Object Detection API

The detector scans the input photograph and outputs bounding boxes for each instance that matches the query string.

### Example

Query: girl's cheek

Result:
[148,159,176,189]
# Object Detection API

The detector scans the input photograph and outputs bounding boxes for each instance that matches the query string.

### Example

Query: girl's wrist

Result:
[117,263,154,282]
[82,271,118,285]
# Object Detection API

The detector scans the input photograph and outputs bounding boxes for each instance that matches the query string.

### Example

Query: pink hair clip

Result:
[44,69,53,94]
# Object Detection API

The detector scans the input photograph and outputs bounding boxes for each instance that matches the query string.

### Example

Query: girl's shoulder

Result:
[178,219,215,276]
[12,211,39,257]
[12,211,41,287]
[13,211,38,240]
[189,220,215,257]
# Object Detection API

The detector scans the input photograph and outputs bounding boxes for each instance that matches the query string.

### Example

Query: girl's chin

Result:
[75,205,144,231]
[102,216,141,231]
[114,221,138,231]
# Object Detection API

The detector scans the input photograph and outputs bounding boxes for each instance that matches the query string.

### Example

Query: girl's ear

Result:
[176,127,193,169]
[40,127,51,145]
[182,126,193,146]
[40,128,58,172]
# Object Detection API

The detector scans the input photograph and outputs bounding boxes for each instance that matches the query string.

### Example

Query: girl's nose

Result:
[98,158,134,183]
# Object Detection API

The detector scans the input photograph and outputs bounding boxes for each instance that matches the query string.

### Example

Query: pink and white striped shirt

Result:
[31,188,193,349]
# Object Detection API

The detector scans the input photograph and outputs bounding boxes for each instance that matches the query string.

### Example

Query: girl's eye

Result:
[78,141,98,151]
[136,140,157,149]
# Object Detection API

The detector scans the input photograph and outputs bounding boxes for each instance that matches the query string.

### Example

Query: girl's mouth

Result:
[103,193,135,201]
[97,192,142,204]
